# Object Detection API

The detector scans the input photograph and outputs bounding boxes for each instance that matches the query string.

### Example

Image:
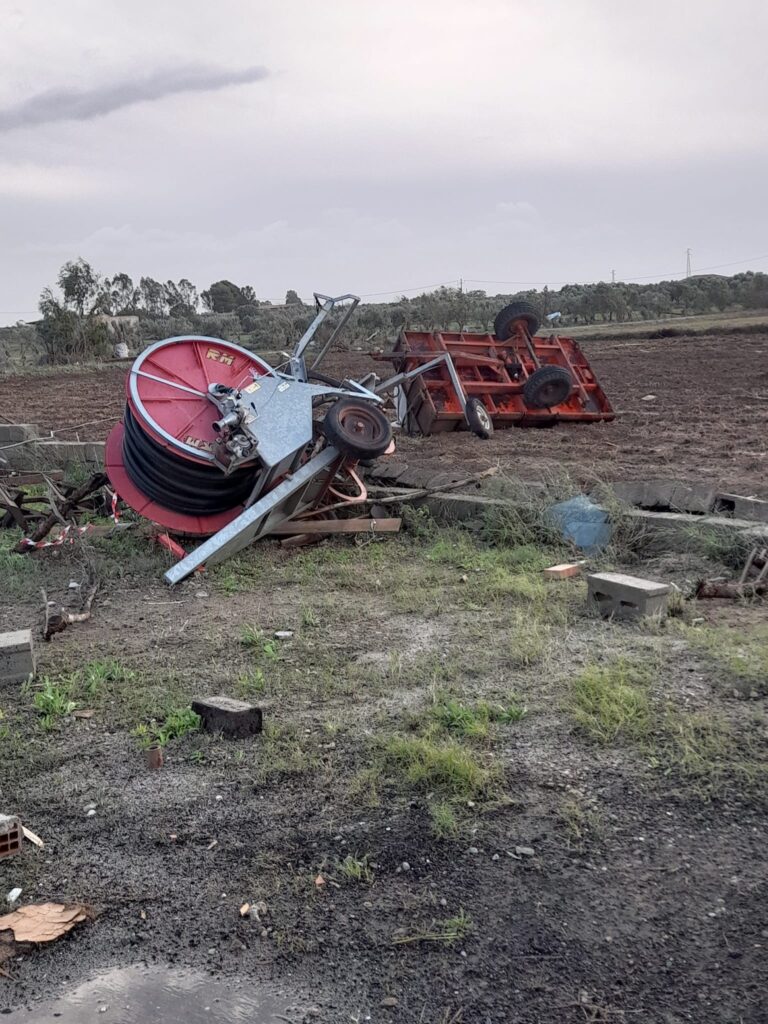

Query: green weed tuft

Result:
[570,659,652,744]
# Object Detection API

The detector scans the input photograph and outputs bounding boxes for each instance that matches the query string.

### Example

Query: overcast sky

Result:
[1,0,767,324]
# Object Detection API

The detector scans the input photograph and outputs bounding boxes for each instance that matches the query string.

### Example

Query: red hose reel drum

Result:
[105,336,271,536]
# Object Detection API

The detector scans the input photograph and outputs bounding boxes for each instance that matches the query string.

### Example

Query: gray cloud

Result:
[0,65,269,133]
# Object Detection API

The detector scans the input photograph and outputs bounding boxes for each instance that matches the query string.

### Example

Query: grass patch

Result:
[394,909,473,946]
[688,625,768,696]
[133,706,201,748]
[430,800,459,839]
[77,658,136,697]
[385,734,494,799]
[430,695,527,740]
[338,853,374,884]
[572,658,768,800]
[32,677,76,730]
[570,659,653,744]
[0,529,41,599]
[256,722,319,782]
[241,625,279,659]
[558,797,604,851]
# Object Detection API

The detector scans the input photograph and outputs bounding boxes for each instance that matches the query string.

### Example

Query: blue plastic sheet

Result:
[548,495,612,553]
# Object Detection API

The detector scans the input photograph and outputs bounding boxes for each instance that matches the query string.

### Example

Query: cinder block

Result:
[714,494,768,524]
[191,695,263,738]
[587,572,670,620]
[0,629,36,684]
[0,814,22,859]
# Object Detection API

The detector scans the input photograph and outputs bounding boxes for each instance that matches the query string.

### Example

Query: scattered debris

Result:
[146,745,164,770]
[381,996,399,1008]
[274,630,294,639]
[641,394,657,401]
[12,473,106,549]
[314,874,326,888]
[42,571,99,641]
[696,545,767,600]
[21,825,44,850]
[515,846,535,858]
[0,815,22,859]
[6,889,22,906]
[0,902,90,944]
[191,696,263,738]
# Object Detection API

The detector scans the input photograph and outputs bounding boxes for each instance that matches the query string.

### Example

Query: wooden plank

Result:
[268,518,402,536]
[0,471,64,485]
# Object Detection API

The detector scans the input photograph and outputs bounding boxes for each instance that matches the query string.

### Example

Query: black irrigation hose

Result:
[122,405,256,515]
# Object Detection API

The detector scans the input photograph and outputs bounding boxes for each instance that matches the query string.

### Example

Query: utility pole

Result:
[685,248,692,278]
[611,268,615,284]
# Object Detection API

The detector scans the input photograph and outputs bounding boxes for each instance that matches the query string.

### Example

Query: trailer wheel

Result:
[494,301,541,340]
[522,366,573,409]
[465,398,493,439]
[321,399,392,458]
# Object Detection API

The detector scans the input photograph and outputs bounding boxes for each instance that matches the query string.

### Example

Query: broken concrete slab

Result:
[0,424,40,444]
[191,696,263,738]
[610,479,717,515]
[3,440,105,472]
[0,630,36,685]
[713,493,768,524]
[587,572,670,620]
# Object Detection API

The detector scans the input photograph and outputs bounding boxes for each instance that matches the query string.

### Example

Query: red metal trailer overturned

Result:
[373,301,614,436]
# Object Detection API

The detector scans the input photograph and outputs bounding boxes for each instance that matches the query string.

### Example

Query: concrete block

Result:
[0,424,40,443]
[714,493,768,524]
[587,572,670,620]
[0,814,22,859]
[0,629,36,684]
[191,695,263,738]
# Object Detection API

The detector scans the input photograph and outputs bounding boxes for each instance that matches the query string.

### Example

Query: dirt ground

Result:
[1,514,768,1022]
[1,331,767,497]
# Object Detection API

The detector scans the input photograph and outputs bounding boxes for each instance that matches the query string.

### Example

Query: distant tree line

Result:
[5,257,768,364]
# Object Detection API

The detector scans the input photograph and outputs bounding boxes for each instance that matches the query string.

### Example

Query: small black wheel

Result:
[522,366,573,409]
[321,399,393,458]
[465,397,493,439]
[494,301,541,340]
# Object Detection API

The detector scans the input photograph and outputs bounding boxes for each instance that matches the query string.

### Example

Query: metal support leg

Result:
[164,446,341,584]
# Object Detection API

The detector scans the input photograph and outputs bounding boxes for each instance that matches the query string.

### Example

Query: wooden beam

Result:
[268,517,402,536]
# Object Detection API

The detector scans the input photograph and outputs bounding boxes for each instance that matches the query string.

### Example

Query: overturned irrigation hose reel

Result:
[105,334,393,574]
[105,336,274,536]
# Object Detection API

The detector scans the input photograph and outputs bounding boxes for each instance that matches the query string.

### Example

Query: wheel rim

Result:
[338,405,386,444]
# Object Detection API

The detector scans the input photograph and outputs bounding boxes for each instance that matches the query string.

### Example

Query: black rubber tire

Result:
[494,301,541,340]
[308,370,344,388]
[522,366,573,409]
[321,399,393,458]
[465,397,493,439]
